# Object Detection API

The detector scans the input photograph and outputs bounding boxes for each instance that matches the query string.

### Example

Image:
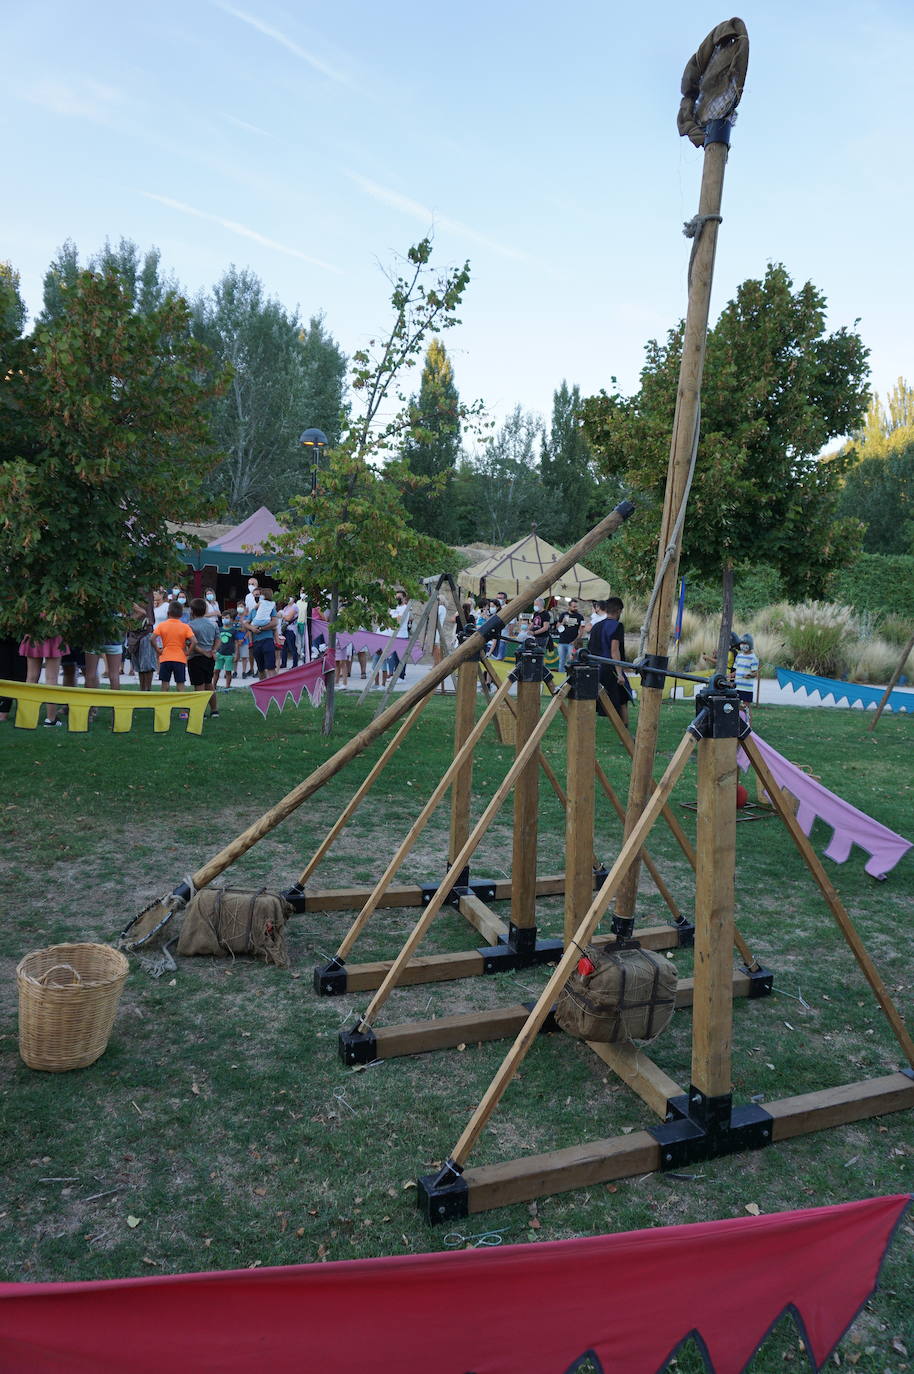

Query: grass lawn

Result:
[1,686,912,1368]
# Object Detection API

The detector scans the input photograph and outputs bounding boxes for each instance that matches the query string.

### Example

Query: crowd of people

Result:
[0,579,760,729]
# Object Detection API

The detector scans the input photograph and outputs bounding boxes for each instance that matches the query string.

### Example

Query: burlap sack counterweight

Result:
[177,888,291,968]
[556,946,677,1045]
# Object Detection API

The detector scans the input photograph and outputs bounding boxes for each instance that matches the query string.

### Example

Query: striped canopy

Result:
[460,530,611,602]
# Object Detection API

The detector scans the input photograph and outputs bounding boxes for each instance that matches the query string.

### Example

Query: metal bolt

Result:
[438,1206,446,1215]
[723,703,733,713]
[665,1153,673,1162]
[692,1093,702,1104]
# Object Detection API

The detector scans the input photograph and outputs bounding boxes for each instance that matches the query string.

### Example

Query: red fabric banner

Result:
[0,1196,907,1374]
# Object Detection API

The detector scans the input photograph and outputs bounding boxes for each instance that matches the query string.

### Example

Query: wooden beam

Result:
[334,675,514,962]
[449,658,479,864]
[511,678,542,931]
[564,685,598,946]
[690,732,738,1101]
[464,1132,661,1212]
[766,1073,914,1141]
[295,695,433,888]
[358,685,570,1028]
[449,732,697,1168]
[616,136,731,920]
[457,893,509,947]
[343,951,486,992]
[586,1041,683,1118]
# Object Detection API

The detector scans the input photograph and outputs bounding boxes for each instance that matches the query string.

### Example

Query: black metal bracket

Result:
[417,1159,468,1224]
[743,964,774,998]
[610,914,636,942]
[674,916,695,947]
[513,643,548,683]
[568,663,598,700]
[455,624,483,658]
[651,1086,773,1170]
[688,682,744,741]
[638,654,669,691]
[478,932,564,975]
[283,882,307,913]
[593,864,609,888]
[419,876,498,908]
[313,955,348,996]
[902,1067,914,1083]
[338,1023,377,1066]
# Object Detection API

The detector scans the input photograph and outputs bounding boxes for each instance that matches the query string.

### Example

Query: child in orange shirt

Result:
[153,602,198,690]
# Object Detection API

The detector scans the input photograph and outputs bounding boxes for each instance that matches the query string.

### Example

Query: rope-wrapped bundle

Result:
[177,888,291,968]
[556,946,677,1045]
[677,17,749,147]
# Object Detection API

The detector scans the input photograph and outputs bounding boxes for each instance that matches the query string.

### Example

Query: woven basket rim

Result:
[17,942,129,990]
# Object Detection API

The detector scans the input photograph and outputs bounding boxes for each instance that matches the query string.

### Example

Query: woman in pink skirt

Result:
[19,635,69,727]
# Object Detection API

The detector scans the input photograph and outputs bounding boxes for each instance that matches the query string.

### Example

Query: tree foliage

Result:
[399,339,462,541]
[40,237,177,323]
[0,265,225,647]
[261,238,468,732]
[836,378,914,555]
[582,263,870,611]
[461,407,545,546]
[537,382,602,546]
[192,268,346,518]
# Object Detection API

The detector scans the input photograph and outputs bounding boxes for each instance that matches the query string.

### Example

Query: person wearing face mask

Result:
[243,587,278,680]
[203,587,221,622]
[244,579,260,614]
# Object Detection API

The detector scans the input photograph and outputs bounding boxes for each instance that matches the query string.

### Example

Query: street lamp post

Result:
[299,427,329,496]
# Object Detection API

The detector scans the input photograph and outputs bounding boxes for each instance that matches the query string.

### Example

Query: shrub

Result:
[830,553,914,615]
[878,614,914,649]
[780,602,855,678]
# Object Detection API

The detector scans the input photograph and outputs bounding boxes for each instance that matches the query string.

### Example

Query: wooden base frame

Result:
[409,688,914,1224]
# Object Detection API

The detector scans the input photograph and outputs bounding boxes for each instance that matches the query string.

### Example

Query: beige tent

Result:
[460,530,611,602]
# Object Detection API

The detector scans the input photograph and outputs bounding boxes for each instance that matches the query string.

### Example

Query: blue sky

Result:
[4,1,912,440]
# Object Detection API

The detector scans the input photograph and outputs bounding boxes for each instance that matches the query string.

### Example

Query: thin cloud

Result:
[347,172,536,264]
[211,2,351,87]
[140,192,342,274]
[222,113,273,137]
[20,78,122,123]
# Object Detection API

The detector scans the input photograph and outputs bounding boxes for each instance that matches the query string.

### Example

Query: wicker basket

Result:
[17,943,129,1072]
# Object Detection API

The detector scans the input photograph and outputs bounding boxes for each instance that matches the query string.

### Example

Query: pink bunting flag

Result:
[249,652,336,717]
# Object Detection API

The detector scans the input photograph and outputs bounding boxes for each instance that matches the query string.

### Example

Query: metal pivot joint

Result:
[568,663,598,700]
[313,954,348,996]
[512,643,548,683]
[638,654,669,691]
[687,679,746,741]
[417,1159,468,1223]
[338,1022,377,1066]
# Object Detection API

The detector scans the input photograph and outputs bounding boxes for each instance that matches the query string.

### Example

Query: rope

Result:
[637,403,701,662]
[683,215,722,289]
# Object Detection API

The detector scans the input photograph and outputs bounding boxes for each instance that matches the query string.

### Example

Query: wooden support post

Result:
[690,730,738,1102]
[449,656,480,869]
[334,675,513,963]
[564,671,597,946]
[449,731,696,1169]
[742,733,914,1068]
[616,134,731,922]
[511,676,542,932]
[294,695,432,889]
[357,685,571,1029]
[586,1042,683,1118]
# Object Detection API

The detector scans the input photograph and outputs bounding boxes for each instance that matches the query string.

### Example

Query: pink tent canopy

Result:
[210,507,286,554]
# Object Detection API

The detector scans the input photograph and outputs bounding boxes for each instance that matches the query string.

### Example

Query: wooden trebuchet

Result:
[120,500,634,951]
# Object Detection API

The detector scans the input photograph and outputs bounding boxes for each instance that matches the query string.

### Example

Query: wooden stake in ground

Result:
[868,626,914,732]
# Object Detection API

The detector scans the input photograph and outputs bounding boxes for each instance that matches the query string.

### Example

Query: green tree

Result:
[0,265,225,648]
[582,263,869,654]
[40,237,177,323]
[261,238,469,733]
[467,407,545,545]
[537,381,600,546]
[192,268,347,518]
[399,339,461,541]
[836,445,914,555]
